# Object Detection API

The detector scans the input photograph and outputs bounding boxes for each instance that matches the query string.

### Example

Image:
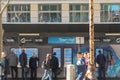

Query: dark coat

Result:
[50,56,59,70]
[19,53,27,67]
[29,57,39,69]
[96,53,106,67]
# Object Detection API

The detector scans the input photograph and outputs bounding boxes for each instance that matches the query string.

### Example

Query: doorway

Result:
[52,47,73,68]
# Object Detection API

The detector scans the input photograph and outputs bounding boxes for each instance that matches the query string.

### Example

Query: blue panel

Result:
[48,37,76,44]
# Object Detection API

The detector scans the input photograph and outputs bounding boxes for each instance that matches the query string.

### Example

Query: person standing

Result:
[29,52,39,80]
[107,50,114,66]
[1,52,9,80]
[7,50,18,80]
[50,52,59,80]
[96,50,106,80]
[19,49,27,80]
[41,53,52,80]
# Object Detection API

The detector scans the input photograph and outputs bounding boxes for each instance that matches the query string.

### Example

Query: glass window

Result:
[82,4,89,10]
[53,48,61,67]
[50,5,57,11]
[64,48,72,67]
[38,4,61,22]
[69,4,89,22]
[101,4,120,22]
[39,5,49,11]
[70,4,80,10]
[7,4,30,22]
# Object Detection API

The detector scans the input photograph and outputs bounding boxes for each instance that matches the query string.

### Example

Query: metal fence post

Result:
[66,64,75,80]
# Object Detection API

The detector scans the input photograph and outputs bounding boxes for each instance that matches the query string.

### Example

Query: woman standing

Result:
[42,53,52,80]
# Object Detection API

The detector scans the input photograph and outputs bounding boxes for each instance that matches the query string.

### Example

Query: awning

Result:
[3,24,120,33]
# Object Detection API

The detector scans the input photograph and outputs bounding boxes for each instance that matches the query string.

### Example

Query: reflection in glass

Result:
[101,4,120,22]
[69,4,89,22]
[70,12,88,22]
[38,4,61,22]
[7,4,30,22]
[64,48,72,67]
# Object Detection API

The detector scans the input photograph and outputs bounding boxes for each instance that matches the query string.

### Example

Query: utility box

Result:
[66,64,75,80]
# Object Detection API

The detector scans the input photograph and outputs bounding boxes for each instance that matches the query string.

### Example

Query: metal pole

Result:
[89,0,94,66]
[89,0,97,79]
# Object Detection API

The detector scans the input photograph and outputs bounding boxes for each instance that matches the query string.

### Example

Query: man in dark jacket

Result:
[19,49,27,80]
[96,50,106,80]
[29,53,39,80]
[50,52,59,80]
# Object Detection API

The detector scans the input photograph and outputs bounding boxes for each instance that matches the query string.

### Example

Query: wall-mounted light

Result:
[19,33,40,36]
[105,33,120,36]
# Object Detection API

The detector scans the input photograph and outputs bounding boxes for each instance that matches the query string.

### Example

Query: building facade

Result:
[2,0,120,78]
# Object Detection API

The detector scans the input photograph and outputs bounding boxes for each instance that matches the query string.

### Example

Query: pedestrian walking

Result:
[7,50,18,80]
[1,52,9,80]
[29,52,39,80]
[96,50,106,80]
[19,49,27,80]
[50,52,59,80]
[76,52,86,80]
[42,53,52,80]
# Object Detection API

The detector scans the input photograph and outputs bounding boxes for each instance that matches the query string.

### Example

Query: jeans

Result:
[10,66,18,79]
[21,67,27,80]
[2,75,8,80]
[30,68,37,80]
[98,66,106,80]
[76,65,86,80]
[52,68,58,80]
[42,69,52,80]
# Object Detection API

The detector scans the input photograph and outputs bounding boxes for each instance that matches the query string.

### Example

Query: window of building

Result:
[7,4,30,22]
[101,4,120,22]
[53,48,61,67]
[69,4,89,22]
[38,4,61,22]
